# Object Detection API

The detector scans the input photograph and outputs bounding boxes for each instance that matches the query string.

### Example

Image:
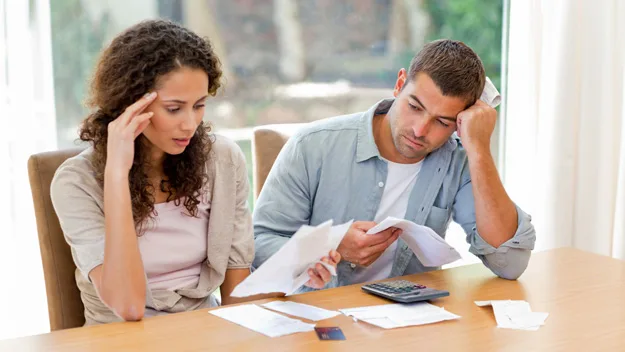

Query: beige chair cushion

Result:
[252,123,306,200]
[28,148,85,330]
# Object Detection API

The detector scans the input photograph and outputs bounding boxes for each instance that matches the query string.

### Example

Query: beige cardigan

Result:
[50,134,254,325]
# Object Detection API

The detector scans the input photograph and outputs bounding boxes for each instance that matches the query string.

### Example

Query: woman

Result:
[51,19,340,325]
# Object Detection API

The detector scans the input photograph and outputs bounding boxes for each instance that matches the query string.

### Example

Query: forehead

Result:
[403,72,468,117]
[155,67,208,97]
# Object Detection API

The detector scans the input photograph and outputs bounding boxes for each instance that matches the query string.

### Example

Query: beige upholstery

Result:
[28,148,85,330]
[252,123,306,200]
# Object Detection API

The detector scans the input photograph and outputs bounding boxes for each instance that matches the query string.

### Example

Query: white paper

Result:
[354,317,398,329]
[209,304,316,338]
[480,76,501,108]
[475,300,549,331]
[366,217,461,267]
[261,301,341,321]
[506,312,549,331]
[231,220,352,297]
[340,303,460,329]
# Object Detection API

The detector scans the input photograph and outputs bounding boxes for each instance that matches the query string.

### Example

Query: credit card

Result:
[314,327,346,340]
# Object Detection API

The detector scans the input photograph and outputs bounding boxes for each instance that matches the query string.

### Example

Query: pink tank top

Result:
[138,195,210,291]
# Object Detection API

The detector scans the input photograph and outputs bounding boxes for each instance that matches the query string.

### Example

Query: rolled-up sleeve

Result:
[50,164,106,282]
[452,163,536,280]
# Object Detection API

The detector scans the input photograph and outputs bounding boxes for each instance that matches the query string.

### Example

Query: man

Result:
[253,39,536,290]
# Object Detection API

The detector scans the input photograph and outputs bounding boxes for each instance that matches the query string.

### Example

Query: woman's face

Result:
[142,66,209,159]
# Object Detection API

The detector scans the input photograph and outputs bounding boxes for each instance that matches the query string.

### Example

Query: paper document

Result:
[209,304,315,338]
[231,220,352,297]
[367,217,461,267]
[340,303,460,329]
[261,301,341,321]
[481,77,501,108]
[475,300,549,331]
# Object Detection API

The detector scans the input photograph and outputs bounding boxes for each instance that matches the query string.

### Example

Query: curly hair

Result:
[80,19,222,231]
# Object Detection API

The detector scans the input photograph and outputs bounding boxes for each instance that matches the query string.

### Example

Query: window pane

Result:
[50,0,502,216]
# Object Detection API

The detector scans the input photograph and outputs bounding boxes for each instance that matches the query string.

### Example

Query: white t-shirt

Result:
[349,159,423,284]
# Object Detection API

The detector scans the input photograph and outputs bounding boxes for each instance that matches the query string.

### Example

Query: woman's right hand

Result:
[105,92,157,175]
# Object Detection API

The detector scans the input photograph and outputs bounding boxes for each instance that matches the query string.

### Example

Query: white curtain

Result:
[503,0,625,259]
[0,0,56,339]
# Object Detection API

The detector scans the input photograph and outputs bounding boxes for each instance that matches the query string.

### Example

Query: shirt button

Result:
[378,182,384,187]
[350,263,356,269]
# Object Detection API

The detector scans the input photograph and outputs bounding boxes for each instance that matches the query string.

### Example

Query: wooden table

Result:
[1,248,624,351]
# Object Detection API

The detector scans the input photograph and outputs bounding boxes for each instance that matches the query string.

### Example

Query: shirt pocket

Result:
[425,205,451,236]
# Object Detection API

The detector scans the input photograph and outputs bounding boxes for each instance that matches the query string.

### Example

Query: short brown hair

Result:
[407,39,485,105]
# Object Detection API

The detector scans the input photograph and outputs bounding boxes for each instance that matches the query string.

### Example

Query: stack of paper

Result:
[231,220,352,297]
[209,304,316,338]
[339,303,460,329]
[261,301,341,321]
[367,217,461,267]
[475,300,549,331]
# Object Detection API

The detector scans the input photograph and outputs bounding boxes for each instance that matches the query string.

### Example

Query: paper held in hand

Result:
[231,220,352,297]
[367,217,461,267]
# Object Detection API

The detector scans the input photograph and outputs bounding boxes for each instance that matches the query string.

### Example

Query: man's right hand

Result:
[336,221,402,267]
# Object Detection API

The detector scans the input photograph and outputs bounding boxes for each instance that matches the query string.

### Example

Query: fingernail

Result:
[144,92,155,99]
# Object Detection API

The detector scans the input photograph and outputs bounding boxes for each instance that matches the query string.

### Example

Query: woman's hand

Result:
[105,92,157,175]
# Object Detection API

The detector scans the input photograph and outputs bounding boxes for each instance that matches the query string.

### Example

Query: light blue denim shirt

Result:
[253,99,536,291]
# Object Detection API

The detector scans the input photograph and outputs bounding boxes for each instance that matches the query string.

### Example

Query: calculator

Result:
[361,280,449,303]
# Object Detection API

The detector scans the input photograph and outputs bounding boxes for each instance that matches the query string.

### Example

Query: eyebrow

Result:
[162,95,209,104]
[409,94,457,122]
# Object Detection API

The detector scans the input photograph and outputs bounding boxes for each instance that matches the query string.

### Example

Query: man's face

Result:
[388,70,468,161]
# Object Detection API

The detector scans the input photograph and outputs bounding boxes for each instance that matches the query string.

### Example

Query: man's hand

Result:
[304,250,341,289]
[336,221,401,267]
[456,100,497,155]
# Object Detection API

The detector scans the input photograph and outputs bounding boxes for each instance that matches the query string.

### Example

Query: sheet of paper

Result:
[231,220,352,297]
[209,304,316,338]
[481,76,502,108]
[506,312,549,331]
[261,301,341,321]
[340,303,460,329]
[367,217,461,267]
[475,300,549,331]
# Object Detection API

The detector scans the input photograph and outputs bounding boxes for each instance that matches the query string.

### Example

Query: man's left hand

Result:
[304,250,341,289]
[456,100,497,154]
